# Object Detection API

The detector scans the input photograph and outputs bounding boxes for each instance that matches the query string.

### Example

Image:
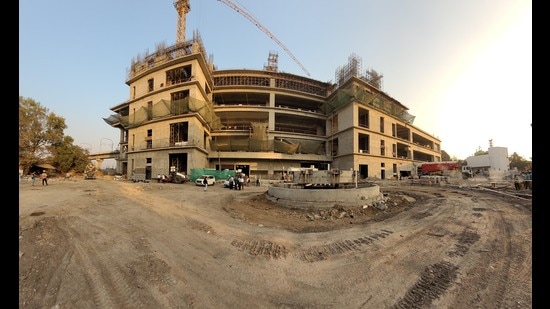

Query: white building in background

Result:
[464,147,510,178]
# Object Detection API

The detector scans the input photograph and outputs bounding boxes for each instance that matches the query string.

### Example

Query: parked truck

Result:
[419,161,474,179]
[420,161,460,176]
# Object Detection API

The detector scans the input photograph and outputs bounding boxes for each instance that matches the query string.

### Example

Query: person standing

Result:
[31,172,36,186]
[523,172,531,190]
[238,174,244,190]
[40,170,48,186]
[513,174,522,190]
[203,176,208,191]
[229,176,234,190]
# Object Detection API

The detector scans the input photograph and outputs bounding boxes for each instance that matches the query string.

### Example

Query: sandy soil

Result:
[19,176,532,308]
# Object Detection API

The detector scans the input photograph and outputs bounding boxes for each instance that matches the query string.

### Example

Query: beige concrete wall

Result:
[267,184,383,208]
[337,103,355,129]
[128,57,208,104]
[335,104,355,155]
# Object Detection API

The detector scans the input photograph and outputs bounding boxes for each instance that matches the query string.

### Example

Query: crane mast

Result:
[174,0,191,44]
[217,0,310,76]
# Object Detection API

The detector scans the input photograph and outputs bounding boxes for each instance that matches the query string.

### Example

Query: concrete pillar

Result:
[96,159,104,171]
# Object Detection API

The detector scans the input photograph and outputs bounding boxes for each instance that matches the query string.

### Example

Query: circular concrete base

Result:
[266,183,383,209]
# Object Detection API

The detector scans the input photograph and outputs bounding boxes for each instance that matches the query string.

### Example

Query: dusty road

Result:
[19,177,532,308]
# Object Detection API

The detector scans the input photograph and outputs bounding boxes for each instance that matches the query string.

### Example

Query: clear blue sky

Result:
[19,0,532,164]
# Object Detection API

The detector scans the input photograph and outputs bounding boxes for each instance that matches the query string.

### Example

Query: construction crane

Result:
[217,0,311,76]
[173,0,191,44]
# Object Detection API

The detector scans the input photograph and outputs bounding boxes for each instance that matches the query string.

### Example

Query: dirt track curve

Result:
[19,177,532,308]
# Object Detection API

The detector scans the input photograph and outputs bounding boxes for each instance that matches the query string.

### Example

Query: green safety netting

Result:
[189,168,237,182]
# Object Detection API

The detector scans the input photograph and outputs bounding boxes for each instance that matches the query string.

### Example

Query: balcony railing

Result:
[128,138,200,152]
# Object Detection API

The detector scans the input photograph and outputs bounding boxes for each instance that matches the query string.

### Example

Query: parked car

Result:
[223,176,235,188]
[195,175,216,186]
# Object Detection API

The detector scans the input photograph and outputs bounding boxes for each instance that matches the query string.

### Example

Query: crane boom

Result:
[217,0,310,76]
[174,0,191,44]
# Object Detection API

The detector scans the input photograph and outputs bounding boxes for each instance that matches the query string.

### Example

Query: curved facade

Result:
[104,35,442,181]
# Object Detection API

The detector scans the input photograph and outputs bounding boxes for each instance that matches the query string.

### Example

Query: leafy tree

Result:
[509,152,531,172]
[50,136,91,174]
[440,150,451,161]
[19,96,81,173]
[20,96,50,168]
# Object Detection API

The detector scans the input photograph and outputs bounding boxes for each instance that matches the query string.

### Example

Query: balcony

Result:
[128,138,200,152]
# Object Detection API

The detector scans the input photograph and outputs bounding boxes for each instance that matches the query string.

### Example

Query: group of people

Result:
[30,170,48,186]
[157,174,170,183]
[513,171,532,190]
[226,174,249,190]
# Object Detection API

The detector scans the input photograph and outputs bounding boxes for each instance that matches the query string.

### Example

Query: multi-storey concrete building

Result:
[103,6,442,182]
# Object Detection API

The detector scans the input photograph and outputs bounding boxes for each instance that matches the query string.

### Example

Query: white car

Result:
[223,177,235,188]
[195,175,216,186]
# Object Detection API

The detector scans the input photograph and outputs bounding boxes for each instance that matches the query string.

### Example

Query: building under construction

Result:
[103,1,442,181]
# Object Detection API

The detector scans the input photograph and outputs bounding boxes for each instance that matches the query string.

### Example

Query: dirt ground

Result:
[19,176,532,308]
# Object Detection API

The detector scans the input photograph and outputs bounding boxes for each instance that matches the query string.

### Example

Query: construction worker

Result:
[40,170,48,186]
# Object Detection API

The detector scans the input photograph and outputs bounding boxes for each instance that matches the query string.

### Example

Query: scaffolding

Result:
[325,54,415,124]
[127,30,209,81]
[210,133,325,155]
[335,53,384,89]
[103,96,221,130]
[335,53,362,86]
[320,86,415,124]
[264,51,278,72]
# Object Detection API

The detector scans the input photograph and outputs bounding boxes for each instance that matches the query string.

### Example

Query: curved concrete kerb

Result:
[267,183,383,209]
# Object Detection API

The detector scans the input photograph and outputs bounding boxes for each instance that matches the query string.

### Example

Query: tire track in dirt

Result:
[64,187,195,308]
[19,216,76,308]
[230,239,289,259]
[297,229,393,262]
[185,217,216,235]
[64,219,145,308]
[484,206,531,309]
[392,261,460,309]
[80,184,207,307]
[361,190,491,308]
[500,224,532,307]
[393,227,480,308]
[439,194,531,308]
[57,185,176,308]
[448,228,481,257]
[389,206,482,308]
[229,229,395,262]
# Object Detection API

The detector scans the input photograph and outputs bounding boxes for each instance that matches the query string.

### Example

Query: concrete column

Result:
[268,85,275,131]
[96,159,104,171]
